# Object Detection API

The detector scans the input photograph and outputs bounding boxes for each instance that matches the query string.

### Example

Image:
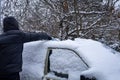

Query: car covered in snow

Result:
[20,38,120,80]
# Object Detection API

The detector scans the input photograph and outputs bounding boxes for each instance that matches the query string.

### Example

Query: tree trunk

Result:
[74,0,79,38]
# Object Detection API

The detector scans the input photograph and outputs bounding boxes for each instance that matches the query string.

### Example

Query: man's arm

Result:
[23,32,52,42]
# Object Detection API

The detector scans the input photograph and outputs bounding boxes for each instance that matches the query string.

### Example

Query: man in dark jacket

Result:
[0,16,52,80]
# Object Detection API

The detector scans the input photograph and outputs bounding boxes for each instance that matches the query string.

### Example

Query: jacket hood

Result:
[3,16,19,32]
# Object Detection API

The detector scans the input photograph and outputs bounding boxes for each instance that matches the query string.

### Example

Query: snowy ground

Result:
[20,38,120,80]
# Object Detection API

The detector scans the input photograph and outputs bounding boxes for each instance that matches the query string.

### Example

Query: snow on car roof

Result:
[21,38,120,80]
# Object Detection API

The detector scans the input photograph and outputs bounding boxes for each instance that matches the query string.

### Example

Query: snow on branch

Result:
[86,18,102,29]
[67,17,103,37]
[70,11,106,15]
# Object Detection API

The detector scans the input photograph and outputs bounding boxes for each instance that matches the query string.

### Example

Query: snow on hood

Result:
[21,38,120,80]
[74,38,120,80]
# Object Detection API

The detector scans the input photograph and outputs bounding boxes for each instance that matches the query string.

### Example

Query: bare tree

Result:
[1,0,120,51]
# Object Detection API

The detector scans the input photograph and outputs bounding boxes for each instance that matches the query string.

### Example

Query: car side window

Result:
[49,48,88,74]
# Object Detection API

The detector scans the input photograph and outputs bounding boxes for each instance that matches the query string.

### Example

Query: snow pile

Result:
[20,38,120,80]
[20,41,48,80]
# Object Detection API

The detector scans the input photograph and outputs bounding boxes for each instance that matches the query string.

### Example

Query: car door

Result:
[43,47,89,80]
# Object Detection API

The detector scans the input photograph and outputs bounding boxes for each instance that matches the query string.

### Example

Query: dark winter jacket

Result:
[0,16,52,74]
